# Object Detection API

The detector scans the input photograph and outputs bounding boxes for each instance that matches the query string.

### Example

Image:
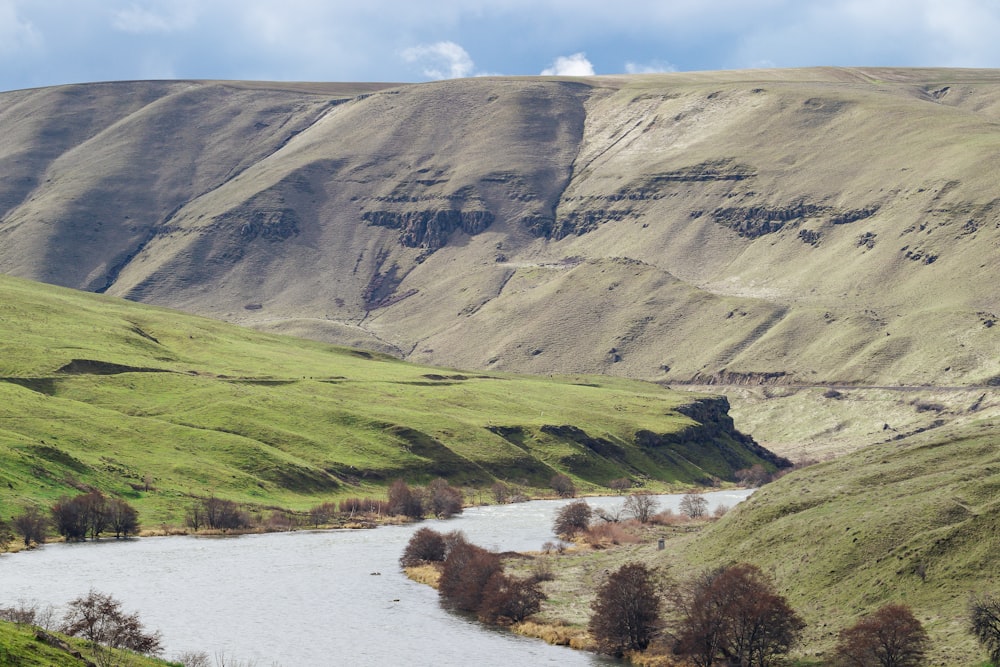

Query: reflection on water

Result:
[0,490,750,666]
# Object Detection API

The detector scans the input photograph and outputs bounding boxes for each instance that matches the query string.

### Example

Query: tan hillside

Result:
[1,68,998,386]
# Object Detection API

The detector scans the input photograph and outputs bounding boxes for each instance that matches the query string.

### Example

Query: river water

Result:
[0,490,751,666]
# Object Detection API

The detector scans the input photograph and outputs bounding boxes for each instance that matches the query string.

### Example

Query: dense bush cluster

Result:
[400,528,545,626]
[51,491,139,540]
[589,562,661,656]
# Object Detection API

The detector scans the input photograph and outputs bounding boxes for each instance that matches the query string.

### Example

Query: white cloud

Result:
[111,2,198,34]
[541,52,595,76]
[401,41,475,79]
[0,0,41,54]
[624,60,677,74]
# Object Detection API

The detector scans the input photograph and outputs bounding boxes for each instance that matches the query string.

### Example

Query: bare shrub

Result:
[427,478,463,518]
[970,593,1000,666]
[309,502,337,527]
[609,477,632,493]
[529,557,555,582]
[388,479,425,519]
[834,603,928,667]
[582,522,641,548]
[623,491,660,523]
[61,589,162,660]
[490,481,510,504]
[713,504,730,518]
[400,527,447,567]
[651,508,682,525]
[438,541,503,612]
[338,497,386,516]
[175,650,212,667]
[478,573,544,625]
[589,562,661,656]
[553,500,592,538]
[679,493,709,519]
[674,563,804,667]
[735,464,772,487]
[550,473,576,498]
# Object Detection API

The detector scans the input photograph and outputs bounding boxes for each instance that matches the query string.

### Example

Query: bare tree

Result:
[589,562,661,656]
[400,527,447,567]
[553,500,592,538]
[388,479,425,519]
[13,505,49,546]
[679,493,709,519]
[970,594,1000,666]
[478,573,544,625]
[427,478,463,518]
[674,563,804,667]
[609,477,632,493]
[61,589,162,665]
[106,497,139,538]
[623,491,660,523]
[490,481,510,504]
[835,603,928,667]
[550,473,576,498]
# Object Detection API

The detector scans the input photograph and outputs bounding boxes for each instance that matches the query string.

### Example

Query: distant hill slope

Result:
[672,417,1000,664]
[1,69,998,386]
[0,275,781,522]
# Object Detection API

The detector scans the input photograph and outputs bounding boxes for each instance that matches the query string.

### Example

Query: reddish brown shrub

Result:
[438,541,503,612]
[589,562,661,656]
[674,563,804,667]
[553,500,592,538]
[835,604,928,667]
[400,527,447,567]
[478,573,545,625]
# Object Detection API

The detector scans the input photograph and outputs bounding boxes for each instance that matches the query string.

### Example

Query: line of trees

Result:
[52,491,140,540]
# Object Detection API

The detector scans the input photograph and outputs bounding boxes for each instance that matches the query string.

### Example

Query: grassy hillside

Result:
[0,69,998,386]
[0,620,172,666]
[0,274,778,525]
[663,419,1000,664]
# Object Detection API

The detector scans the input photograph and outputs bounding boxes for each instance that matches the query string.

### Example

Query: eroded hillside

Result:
[1,68,998,386]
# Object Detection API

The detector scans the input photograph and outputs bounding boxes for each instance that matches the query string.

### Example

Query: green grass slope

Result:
[0,275,779,524]
[667,419,1000,664]
[0,620,172,666]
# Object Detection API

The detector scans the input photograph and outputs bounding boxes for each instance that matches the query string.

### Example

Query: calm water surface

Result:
[0,490,751,666]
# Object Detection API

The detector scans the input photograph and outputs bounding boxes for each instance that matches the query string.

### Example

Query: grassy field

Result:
[0,274,776,526]
[491,418,999,664]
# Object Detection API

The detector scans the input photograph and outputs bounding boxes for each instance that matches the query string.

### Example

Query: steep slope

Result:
[1,69,998,385]
[0,275,782,523]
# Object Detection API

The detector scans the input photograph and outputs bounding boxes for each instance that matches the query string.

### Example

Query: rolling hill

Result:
[0,274,782,524]
[1,68,998,388]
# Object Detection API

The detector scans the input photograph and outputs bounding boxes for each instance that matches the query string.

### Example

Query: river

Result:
[0,490,751,666]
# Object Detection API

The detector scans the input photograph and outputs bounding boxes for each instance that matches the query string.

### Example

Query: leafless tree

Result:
[589,562,661,656]
[835,603,928,667]
[679,493,709,519]
[106,497,139,538]
[553,500,592,538]
[490,481,510,504]
[478,573,544,625]
[550,473,576,498]
[624,491,660,523]
[61,589,162,665]
[970,593,1000,666]
[427,478,463,518]
[400,527,447,567]
[609,477,632,493]
[673,563,804,667]
[388,479,425,519]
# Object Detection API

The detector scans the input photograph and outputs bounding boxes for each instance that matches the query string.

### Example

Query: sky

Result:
[2,0,1000,92]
